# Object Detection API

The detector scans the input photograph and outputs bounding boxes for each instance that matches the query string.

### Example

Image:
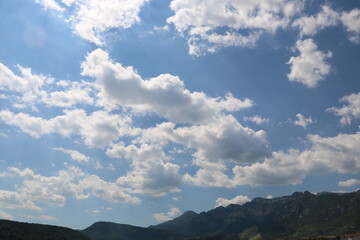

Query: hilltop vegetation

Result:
[0,220,90,240]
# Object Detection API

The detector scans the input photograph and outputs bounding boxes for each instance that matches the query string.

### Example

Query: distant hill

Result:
[150,190,360,239]
[0,219,90,240]
[82,221,183,240]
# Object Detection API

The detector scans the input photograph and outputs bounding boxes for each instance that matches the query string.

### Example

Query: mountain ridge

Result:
[1,190,359,240]
[148,190,360,239]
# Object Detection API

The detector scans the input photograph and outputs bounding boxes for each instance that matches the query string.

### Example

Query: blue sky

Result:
[0,0,360,229]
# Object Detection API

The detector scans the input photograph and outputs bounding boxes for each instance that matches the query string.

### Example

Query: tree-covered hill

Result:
[82,221,182,240]
[0,220,90,240]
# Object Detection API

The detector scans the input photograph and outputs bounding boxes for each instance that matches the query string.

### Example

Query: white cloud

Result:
[0,47,272,198]
[232,131,360,186]
[0,109,135,148]
[81,49,252,124]
[25,215,58,221]
[35,0,149,45]
[292,5,339,37]
[183,168,233,188]
[0,64,46,93]
[35,0,64,12]
[152,207,180,222]
[287,39,332,88]
[0,172,13,177]
[0,51,269,195]
[139,115,271,166]
[294,113,314,129]
[0,62,93,108]
[338,179,360,187]
[108,143,182,197]
[78,174,141,204]
[232,149,307,186]
[0,209,13,220]
[7,166,140,207]
[40,81,94,108]
[0,190,43,211]
[182,129,360,188]
[153,25,170,32]
[53,147,90,163]
[327,92,360,125]
[215,195,250,207]
[341,9,360,43]
[167,0,303,55]
[244,115,270,125]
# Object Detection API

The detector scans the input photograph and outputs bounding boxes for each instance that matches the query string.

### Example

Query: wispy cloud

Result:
[52,147,90,163]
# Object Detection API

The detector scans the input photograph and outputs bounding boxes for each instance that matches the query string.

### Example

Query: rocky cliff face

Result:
[151,190,360,239]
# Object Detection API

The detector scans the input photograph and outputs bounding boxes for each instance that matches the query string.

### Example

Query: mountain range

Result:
[1,190,359,240]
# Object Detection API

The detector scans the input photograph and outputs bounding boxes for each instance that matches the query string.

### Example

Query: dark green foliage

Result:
[0,220,90,240]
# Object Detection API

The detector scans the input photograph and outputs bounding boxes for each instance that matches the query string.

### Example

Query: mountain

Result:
[5,190,358,240]
[150,190,360,239]
[0,219,90,240]
[82,221,183,240]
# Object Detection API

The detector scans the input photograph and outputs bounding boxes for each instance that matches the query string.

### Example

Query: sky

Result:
[0,0,360,229]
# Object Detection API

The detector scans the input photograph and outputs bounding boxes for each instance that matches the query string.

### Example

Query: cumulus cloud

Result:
[294,113,314,129]
[338,179,360,187]
[0,62,93,108]
[137,115,271,188]
[139,115,271,166]
[287,39,332,88]
[244,115,270,125]
[182,129,360,188]
[53,147,90,163]
[341,9,360,43]
[167,0,303,55]
[35,0,149,45]
[327,92,360,125]
[107,143,182,197]
[0,109,134,148]
[6,166,140,208]
[152,207,180,222]
[232,131,360,186]
[0,63,48,106]
[0,49,272,197]
[215,195,250,207]
[40,81,94,107]
[137,115,271,187]
[81,49,252,124]
[292,5,339,37]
